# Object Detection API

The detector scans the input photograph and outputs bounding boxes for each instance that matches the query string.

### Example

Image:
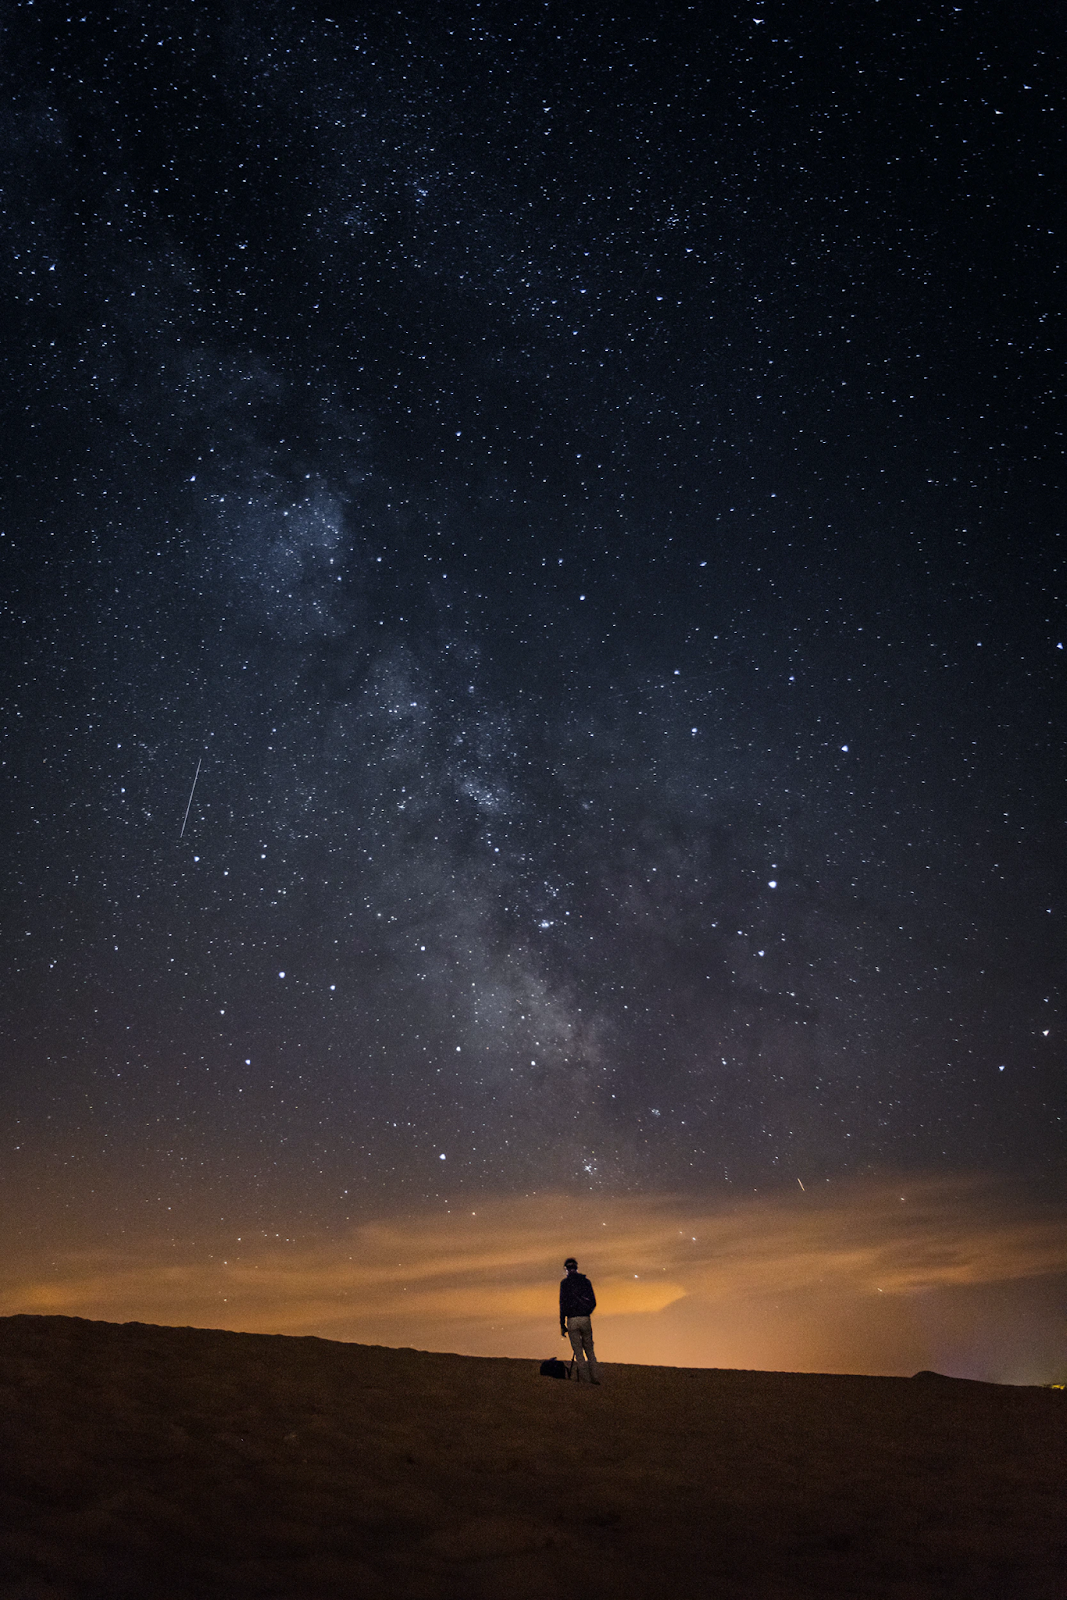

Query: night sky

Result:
[1,1,1064,1369]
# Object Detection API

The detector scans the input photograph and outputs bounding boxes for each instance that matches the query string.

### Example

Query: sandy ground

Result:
[0,1315,1063,1599]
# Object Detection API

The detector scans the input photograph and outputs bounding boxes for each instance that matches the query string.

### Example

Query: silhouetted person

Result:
[560,1256,600,1383]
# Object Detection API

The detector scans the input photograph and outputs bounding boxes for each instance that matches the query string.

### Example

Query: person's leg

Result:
[581,1321,601,1382]
[566,1318,591,1382]
[566,1319,588,1376]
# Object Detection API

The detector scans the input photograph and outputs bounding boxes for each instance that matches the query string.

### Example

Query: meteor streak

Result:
[179,758,202,838]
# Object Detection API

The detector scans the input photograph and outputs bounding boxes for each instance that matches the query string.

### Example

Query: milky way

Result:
[1,1,1062,1238]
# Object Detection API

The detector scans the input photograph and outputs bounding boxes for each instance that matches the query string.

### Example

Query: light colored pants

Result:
[566,1315,600,1382]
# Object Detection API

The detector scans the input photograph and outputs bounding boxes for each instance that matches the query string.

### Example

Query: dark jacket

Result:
[560,1271,596,1321]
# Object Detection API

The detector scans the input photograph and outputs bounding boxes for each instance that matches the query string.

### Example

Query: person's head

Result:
[564,1257,578,1272]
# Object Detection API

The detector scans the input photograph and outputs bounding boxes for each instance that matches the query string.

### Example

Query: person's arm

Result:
[560,1282,567,1335]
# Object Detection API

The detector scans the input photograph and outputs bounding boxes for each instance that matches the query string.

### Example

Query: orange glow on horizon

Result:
[3,1176,1064,1384]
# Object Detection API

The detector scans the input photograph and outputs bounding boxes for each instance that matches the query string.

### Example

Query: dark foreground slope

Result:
[0,1316,1063,1599]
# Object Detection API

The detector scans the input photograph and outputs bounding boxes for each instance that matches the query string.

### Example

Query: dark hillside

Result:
[0,1315,1063,1598]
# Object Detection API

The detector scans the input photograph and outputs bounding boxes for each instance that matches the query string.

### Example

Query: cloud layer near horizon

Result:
[5,1178,1065,1383]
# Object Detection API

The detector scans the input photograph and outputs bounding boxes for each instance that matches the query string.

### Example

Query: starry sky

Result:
[1,1,1064,1366]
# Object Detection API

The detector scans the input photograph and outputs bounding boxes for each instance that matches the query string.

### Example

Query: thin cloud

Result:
[3,1177,1064,1379]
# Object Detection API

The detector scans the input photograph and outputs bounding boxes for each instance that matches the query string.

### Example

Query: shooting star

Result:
[180,757,202,838]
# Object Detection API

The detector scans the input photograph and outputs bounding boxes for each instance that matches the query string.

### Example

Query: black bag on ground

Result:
[539,1356,572,1379]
